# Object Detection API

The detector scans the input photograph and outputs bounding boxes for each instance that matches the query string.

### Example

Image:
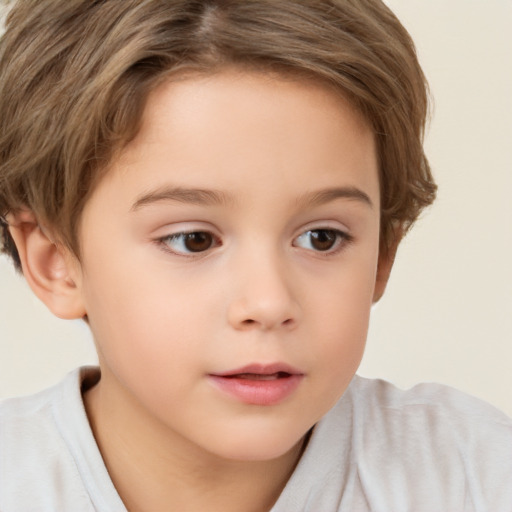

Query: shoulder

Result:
[0,367,104,512]
[274,376,512,512]
[0,374,69,452]
[346,375,512,463]
[348,375,512,441]
[347,376,512,508]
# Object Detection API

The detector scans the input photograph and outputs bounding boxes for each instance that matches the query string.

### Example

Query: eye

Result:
[160,231,218,255]
[294,229,350,253]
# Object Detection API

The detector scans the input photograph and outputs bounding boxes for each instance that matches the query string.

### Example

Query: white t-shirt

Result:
[1,367,511,512]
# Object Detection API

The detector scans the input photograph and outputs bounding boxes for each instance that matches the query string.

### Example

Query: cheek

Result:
[312,291,370,374]
[305,255,377,388]
[308,250,377,330]
[81,253,215,376]
[83,278,210,417]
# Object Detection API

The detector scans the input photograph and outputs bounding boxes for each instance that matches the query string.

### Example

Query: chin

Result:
[207,427,308,463]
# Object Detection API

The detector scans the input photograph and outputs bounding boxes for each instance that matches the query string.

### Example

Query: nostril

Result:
[240,317,294,328]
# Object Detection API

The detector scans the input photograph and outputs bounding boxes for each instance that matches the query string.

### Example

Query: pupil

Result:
[311,230,336,251]
[185,232,212,252]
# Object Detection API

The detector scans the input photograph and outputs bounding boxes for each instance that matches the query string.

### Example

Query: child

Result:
[0,0,510,511]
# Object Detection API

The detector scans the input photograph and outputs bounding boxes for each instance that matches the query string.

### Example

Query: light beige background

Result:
[1,0,511,417]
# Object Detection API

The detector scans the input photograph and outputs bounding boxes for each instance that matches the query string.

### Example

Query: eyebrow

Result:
[295,186,374,210]
[130,185,373,212]
[131,186,233,211]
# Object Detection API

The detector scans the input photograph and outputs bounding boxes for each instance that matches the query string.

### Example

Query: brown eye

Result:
[309,230,338,251]
[162,231,217,254]
[183,232,214,252]
[294,229,346,252]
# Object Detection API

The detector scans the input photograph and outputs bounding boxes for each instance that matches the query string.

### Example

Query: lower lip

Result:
[208,374,303,406]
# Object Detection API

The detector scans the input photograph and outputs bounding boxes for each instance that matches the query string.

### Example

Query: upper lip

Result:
[211,363,303,377]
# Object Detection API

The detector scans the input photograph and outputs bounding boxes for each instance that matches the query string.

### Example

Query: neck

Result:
[83,373,305,512]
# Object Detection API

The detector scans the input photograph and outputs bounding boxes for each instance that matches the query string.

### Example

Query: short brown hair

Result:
[0,0,436,269]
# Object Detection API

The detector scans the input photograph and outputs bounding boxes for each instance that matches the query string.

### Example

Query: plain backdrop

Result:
[1,0,511,417]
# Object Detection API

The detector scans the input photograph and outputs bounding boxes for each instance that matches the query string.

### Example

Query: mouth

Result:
[208,363,304,406]
[224,371,293,381]
[211,363,303,378]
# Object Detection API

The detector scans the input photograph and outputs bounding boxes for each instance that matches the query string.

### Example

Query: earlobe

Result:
[7,211,86,320]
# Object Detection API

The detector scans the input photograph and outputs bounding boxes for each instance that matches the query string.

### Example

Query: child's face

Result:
[75,70,385,461]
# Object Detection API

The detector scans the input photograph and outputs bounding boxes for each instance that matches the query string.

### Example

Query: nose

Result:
[227,249,301,332]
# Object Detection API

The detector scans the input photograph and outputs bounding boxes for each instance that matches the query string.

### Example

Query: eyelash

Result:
[156,228,353,257]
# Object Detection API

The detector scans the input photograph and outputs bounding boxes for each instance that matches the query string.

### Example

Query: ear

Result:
[372,232,401,303]
[6,210,86,319]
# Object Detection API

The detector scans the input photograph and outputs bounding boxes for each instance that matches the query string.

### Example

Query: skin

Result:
[10,70,394,511]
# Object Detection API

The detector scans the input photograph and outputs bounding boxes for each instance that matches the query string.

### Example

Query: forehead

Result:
[86,69,379,218]
[142,69,373,152]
